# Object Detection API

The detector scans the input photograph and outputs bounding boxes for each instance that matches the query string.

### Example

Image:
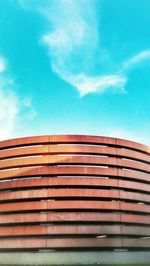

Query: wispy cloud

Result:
[0,79,19,139]
[122,50,150,71]
[41,1,150,95]
[0,56,36,140]
[19,0,150,96]
[0,57,6,73]
[53,71,126,96]
[41,0,104,95]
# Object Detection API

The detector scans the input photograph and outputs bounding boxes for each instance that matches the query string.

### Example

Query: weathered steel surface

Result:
[0,165,150,183]
[0,135,150,251]
[0,238,150,249]
[0,155,150,173]
[0,212,150,225]
[0,225,150,237]
[1,177,150,194]
[0,188,150,204]
[1,200,150,214]
[0,225,122,237]
[0,144,150,164]
[0,135,148,152]
[0,212,121,224]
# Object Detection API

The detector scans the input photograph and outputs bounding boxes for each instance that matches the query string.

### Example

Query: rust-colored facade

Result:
[0,135,150,265]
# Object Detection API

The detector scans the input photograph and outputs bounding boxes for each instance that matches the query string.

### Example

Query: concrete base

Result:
[0,251,150,265]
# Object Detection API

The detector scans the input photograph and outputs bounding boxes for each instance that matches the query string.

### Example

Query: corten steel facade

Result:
[0,135,150,265]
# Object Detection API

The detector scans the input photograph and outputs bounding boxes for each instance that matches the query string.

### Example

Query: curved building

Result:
[0,135,150,265]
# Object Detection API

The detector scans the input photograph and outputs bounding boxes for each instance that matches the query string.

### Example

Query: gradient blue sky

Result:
[0,0,150,145]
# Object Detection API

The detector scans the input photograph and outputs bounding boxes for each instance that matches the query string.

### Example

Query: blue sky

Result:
[0,0,150,145]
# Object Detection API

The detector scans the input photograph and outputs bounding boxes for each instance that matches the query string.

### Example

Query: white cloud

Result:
[0,85,19,139]
[76,74,126,96]
[41,0,110,96]
[122,50,150,71]
[0,82,36,140]
[19,1,150,96]
[0,56,36,140]
[0,57,6,73]
[0,56,18,139]
[41,0,127,96]
[0,76,20,139]
[40,1,150,96]
[53,71,126,96]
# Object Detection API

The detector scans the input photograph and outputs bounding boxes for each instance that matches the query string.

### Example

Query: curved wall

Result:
[0,135,150,254]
